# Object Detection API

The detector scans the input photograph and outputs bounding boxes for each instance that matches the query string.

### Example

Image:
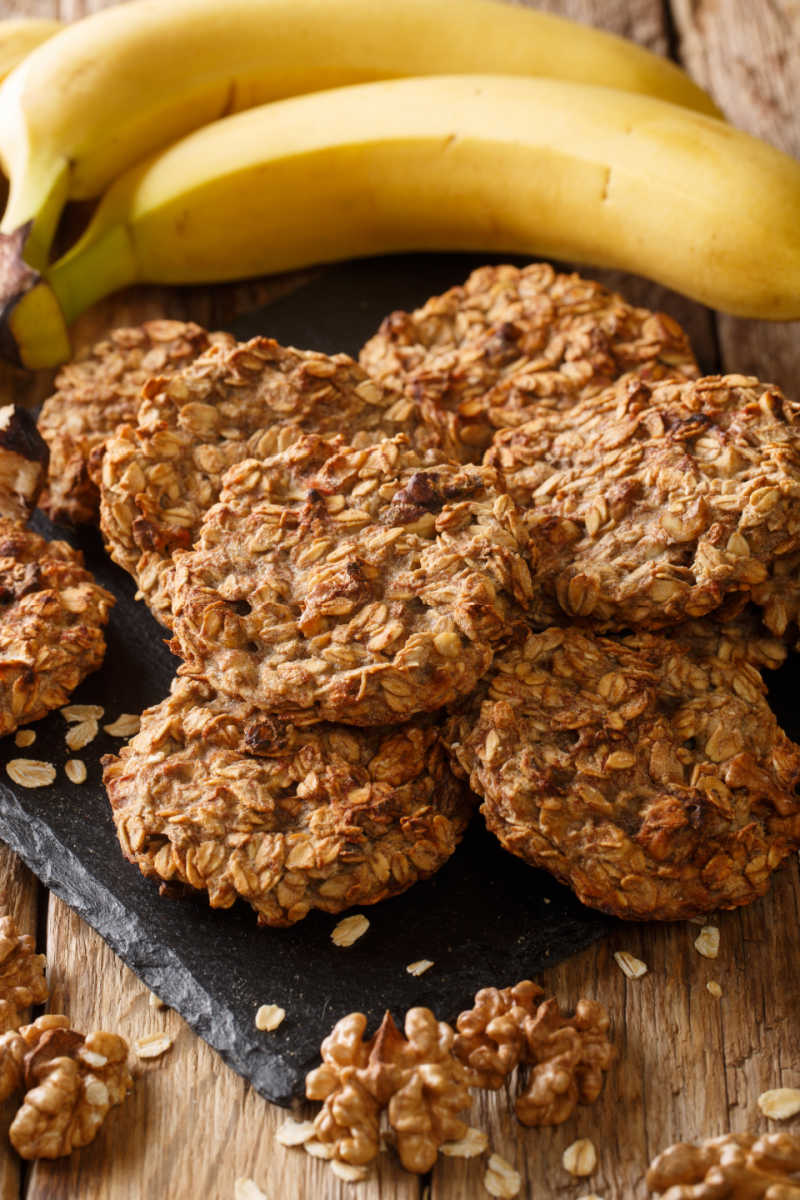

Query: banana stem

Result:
[0,159,69,269]
[45,222,139,323]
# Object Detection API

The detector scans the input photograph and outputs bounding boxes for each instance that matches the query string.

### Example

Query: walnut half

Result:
[453,980,614,1126]
[0,1013,132,1159]
[0,912,47,1033]
[646,1132,800,1198]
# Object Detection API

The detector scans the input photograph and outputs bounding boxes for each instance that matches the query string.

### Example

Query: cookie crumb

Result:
[757,1088,800,1120]
[276,1119,316,1147]
[706,981,723,998]
[65,718,98,751]
[694,925,720,959]
[484,1153,521,1198]
[64,759,87,784]
[441,1127,488,1158]
[104,713,141,738]
[613,950,648,979]
[331,914,370,947]
[133,1031,173,1059]
[6,759,56,788]
[255,1004,285,1032]
[563,1139,597,1177]
[331,1161,369,1182]
[14,730,35,748]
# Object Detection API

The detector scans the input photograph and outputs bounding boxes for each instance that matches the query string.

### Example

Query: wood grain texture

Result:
[671,0,800,392]
[0,0,794,1196]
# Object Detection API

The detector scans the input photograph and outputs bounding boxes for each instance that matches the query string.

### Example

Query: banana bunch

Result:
[0,0,797,368]
[0,0,718,273]
[0,18,60,84]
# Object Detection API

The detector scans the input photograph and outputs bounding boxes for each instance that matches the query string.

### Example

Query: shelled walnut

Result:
[453,981,614,1126]
[0,913,47,1033]
[306,1008,471,1173]
[646,1132,800,1198]
[0,1013,132,1159]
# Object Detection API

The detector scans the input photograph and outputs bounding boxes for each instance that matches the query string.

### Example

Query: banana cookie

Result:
[360,262,698,462]
[169,434,531,725]
[100,336,431,627]
[488,374,800,630]
[445,626,800,921]
[0,522,114,736]
[104,677,473,926]
[38,320,226,526]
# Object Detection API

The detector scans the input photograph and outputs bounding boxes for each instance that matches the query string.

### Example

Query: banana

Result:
[4,74,799,369]
[0,0,718,268]
[0,18,60,84]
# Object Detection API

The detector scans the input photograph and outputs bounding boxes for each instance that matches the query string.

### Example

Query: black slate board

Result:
[0,252,728,1107]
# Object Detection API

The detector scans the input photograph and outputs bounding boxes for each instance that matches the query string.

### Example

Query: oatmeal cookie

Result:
[169,435,531,725]
[489,374,800,630]
[99,336,427,626]
[360,262,698,462]
[0,407,48,524]
[0,522,114,736]
[104,678,473,926]
[446,626,800,921]
[37,321,226,526]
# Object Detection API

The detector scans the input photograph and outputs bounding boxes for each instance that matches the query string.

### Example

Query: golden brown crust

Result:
[646,1132,800,1198]
[169,435,531,725]
[0,521,114,736]
[38,321,221,526]
[98,336,434,627]
[360,262,698,462]
[445,626,800,921]
[0,407,48,524]
[488,374,800,630]
[104,677,473,927]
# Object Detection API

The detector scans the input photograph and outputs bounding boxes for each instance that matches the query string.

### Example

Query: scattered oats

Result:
[14,730,35,748]
[563,1139,597,1177]
[331,1161,369,1182]
[65,717,98,751]
[484,1153,521,1198]
[331,914,370,947]
[276,1119,316,1147]
[234,1181,268,1200]
[694,925,720,959]
[614,950,648,979]
[304,1140,335,1160]
[60,704,104,723]
[64,759,87,784]
[406,959,434,977]
[255,1004,285,1032]
[133,1031,173,1059]
[441,1127,488,1157]
[758,1088,800,1120]
[706,981,723,998]
[104,713,141,738]
[148,992,167,1010]
[6,759,56,788]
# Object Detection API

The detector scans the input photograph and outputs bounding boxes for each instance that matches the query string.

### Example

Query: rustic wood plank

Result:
[0,842,41,1200]
[670,0,800,391]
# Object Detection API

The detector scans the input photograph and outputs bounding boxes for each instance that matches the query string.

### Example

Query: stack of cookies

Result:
[38,264,800,924]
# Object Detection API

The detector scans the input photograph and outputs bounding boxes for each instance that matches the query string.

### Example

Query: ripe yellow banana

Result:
[0,18,60,84]
[0,0,718,268]
[4,74,799,369]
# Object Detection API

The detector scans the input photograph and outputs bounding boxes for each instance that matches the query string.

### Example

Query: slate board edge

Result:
[0,781,300,1107]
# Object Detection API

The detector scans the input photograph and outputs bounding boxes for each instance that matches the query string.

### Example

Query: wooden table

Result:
[0,0,798,1196]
